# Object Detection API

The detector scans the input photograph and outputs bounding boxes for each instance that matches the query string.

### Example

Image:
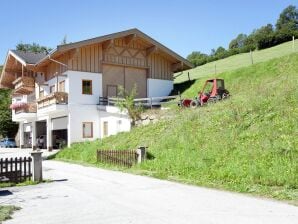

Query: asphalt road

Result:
[1,160,297,224]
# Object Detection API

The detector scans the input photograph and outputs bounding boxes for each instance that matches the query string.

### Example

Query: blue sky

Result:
[0,0,296,63]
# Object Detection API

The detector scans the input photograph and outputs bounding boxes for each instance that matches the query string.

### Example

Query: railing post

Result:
[150,98,153,109]
[136,146,147,164]
[30,152,43,182]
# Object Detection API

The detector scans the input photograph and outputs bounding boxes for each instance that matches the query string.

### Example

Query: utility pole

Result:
[250,50,254,65]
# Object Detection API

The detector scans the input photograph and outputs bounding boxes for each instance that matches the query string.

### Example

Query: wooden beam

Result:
[102,39,114,50]
[172,62,183,72]
[124,34,136,45]
[4,68,23,73]
[146,45,158,57]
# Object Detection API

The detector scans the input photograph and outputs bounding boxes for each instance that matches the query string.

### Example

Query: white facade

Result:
[13,70,172,149]
[147,78,173,97]
[67,70,102,104]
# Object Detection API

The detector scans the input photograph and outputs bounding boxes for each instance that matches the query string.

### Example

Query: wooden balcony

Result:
[14,102,37,114]
[12,77,35,95]
[37,92,68,109]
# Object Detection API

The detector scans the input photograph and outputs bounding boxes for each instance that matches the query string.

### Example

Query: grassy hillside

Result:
[55,53,298,203]
[175,40,298,83]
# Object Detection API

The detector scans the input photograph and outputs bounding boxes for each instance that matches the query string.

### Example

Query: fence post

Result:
[250,50,254,65]
[136,146,146,164]
[30,152,43,182]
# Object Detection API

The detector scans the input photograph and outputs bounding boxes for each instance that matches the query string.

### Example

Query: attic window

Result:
[82,80,92,95]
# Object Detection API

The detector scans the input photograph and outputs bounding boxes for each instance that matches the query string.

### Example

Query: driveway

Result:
[1,160,297,224]
[0,148,57,159]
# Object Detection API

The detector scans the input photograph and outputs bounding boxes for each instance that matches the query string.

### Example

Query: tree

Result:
[252,24,275,49]
[276,5,298,31]
[243,34,256,51]
[214,46,228,59]
[16,42,52,54]
[61,35,68,45]
[116,85,143,126]
[187,51,209,67]
[229,34,247,49]
[0,88,18,138]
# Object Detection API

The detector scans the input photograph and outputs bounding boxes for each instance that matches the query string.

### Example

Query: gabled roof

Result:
[36,28,193,69]
[10,50,48,65]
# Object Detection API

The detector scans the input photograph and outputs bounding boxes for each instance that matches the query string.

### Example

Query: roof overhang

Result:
[35,28,193,70]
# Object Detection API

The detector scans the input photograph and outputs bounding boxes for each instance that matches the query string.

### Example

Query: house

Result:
[0,28,192,150]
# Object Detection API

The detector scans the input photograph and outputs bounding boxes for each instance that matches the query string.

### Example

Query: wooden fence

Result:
[97,150,138,167]
[0,157,32,183]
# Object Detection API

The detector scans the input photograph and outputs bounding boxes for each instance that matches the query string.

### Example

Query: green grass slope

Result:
[56,53,298,202]
[175,40,298,83]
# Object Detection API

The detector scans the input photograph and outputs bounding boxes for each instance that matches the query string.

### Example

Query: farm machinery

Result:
[179,78,230,108]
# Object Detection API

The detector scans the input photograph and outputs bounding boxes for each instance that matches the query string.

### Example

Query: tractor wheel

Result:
[190,100,199,108]
[222,93,229,99]
[207,97,217,104]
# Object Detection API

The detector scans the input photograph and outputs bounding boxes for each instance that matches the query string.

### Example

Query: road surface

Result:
[1,160,297,224]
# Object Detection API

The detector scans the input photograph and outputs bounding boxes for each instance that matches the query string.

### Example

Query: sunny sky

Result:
[0,0,296,63]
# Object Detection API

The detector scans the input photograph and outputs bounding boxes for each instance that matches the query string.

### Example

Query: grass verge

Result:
[54,53,298,204]
[0,205,20,223]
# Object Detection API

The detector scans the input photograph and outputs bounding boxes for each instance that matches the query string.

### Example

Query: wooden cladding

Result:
[37,92,68,109]
[14,102,37,114]
[147,53,173,80]
[45,43,103,80]
[44,36,176,82]
[13,76,35,95]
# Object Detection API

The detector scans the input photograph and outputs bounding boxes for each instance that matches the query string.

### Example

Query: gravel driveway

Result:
[1,160,297,224]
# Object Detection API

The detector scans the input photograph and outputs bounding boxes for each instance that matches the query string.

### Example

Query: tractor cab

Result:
[199,79,229,103]
[179,78,230,108]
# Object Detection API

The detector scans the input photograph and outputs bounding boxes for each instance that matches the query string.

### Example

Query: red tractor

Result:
[180,78,230,108]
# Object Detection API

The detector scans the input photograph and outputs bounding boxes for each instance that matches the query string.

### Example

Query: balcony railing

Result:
[10,102,37,114]
[37,92,68,109]
[12,77,35,95]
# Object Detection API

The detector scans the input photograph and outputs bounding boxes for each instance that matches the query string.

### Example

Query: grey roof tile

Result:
[11,50,47,64]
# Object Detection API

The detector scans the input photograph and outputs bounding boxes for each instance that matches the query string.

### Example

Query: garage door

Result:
[52,117,68,130]
[102,65,124,97]
[124,67,147,98]
[102,65,147,98]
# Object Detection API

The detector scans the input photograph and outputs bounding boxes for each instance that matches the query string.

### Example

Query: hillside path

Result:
[2,160,298,224]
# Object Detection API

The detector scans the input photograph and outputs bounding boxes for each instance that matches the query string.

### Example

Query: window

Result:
[59,81,65,92]
[39,90,44,98]
[82,122,93,138]
[82,80,92,95]
[50,85,55,93]
[103,121,108,137]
